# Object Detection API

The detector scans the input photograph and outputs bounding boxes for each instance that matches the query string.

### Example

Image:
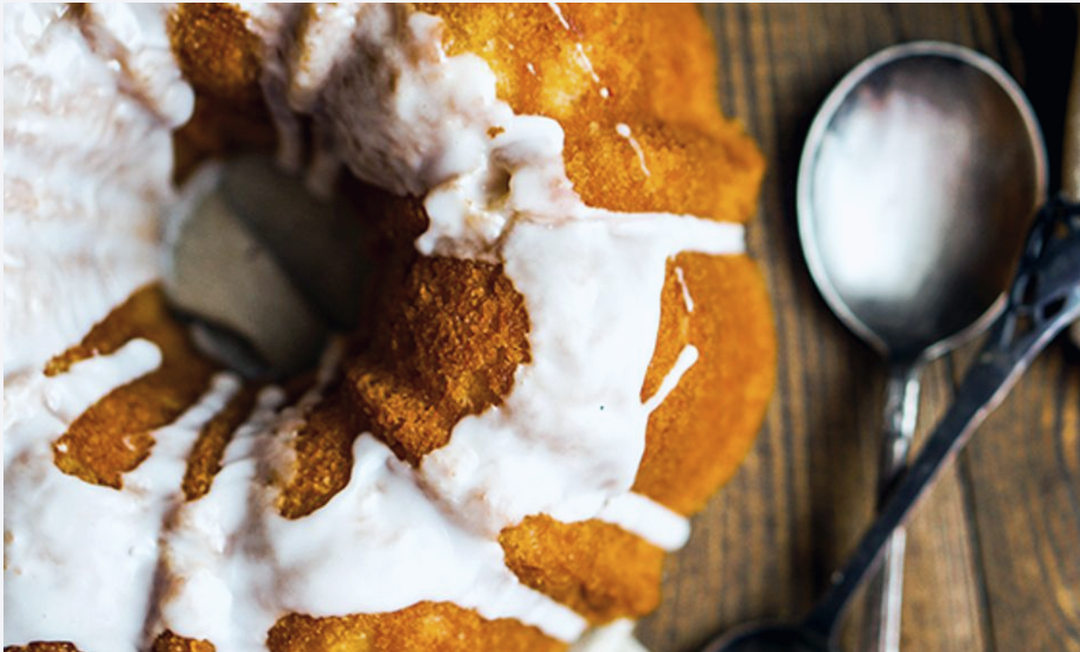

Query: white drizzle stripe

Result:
[574,42,602,84]
[4,338,242,652]
[547,2,571,31]
[4,340,162,458]
[570,619,650,652]
[615,122,651,178]
[643,346,700,415]
[675,266,696,312]
[159,341,588,646]
[598,495,691,552]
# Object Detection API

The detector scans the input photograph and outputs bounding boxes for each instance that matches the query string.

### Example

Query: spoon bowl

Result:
[799,41,1046,360]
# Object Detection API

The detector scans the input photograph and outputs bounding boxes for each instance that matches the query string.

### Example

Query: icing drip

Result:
[281,4,745,549]
[5,4,750,650]
[616,122,652,177]
[675,266,696,312]
[574,42,603,85]
[572,620,650,652]
[237,4,305,173]
[3,3,192,378]
[4,339,241,652]
[157,343,588,646]
[420,220,737,543]
[161,431,587,647]
[547,3,571,31]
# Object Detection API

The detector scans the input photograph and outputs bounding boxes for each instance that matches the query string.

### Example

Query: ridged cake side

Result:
[3,4,774,652]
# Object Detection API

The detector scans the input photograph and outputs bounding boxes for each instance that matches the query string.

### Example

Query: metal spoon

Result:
[704,194,1080,652]
[704,190,1080,652]
[702,41,1068,652]
[802,42,1042,652]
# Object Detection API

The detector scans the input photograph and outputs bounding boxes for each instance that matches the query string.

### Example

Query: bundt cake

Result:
[4,4,775,651]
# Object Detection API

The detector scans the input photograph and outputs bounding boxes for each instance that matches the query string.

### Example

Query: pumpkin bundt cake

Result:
[3,4,775,651]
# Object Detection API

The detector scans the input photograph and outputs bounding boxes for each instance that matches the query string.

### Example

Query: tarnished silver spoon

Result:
[702,41,1080,652]
[797,41,1044,652]
[704,195,1080,652]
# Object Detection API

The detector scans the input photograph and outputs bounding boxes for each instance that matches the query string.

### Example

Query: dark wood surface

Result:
[637,5,1080,652]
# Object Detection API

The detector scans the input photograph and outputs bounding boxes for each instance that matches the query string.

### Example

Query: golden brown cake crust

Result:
[424,3,764,221]
[277,385,367,519]
[182,385,259,501]
[349,257,532,466]
[48,287,217,489]
[499,515,665,623]
[152,631,216,652]
[267,603,566,652]
[4,643,80,652]
[636,254,776,514]
[168,3,276,181]
[25,3,774,650]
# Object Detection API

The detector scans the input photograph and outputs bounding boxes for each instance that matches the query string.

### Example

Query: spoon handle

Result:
[857,362,920,652]
[802,198,1080,640]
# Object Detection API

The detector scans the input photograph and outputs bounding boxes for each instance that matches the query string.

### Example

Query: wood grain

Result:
[636,5,1080,652]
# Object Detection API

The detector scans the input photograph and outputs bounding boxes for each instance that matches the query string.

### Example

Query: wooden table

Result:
[637,5,1080,652]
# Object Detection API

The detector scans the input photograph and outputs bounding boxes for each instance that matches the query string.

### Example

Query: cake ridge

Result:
[3,4,773,651]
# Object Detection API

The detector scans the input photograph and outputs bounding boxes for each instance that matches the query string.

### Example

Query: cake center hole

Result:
[163,156,368,379]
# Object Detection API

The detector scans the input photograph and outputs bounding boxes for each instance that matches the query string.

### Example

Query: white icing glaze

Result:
[570,619,651,652]
[5,4,751,650]
[156,341,587,646]
[4,339,241,652]
[575,42,603,85]
[3,3,191,378]
[236,4,305,173]
[281,6,744,553]
[547,2,571,31]
[419,217,734,544]
[161,431,586,647]
[616,122,652,177]
[675,265,696,312]
[597,494,691,552]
